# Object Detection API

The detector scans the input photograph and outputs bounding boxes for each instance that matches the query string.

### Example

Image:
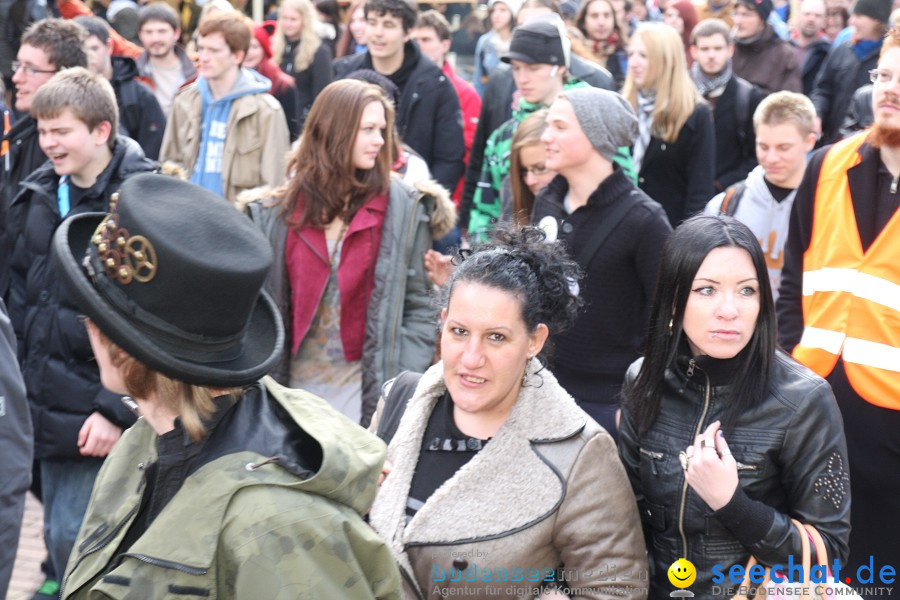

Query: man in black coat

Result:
[690,18,764,192]
[76,15,166,160]
[793,0,830,95]
[334,0,464,194]
[1,19,88,298]
[810,0,889,144]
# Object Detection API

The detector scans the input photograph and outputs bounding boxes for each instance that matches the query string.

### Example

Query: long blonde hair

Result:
[272,0,322,72]
[622,23,701,143]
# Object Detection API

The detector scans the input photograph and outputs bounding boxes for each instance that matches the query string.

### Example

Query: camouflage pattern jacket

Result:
[62,377,402,599]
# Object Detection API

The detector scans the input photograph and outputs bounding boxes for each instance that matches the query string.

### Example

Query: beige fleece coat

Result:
[370,360,649,600]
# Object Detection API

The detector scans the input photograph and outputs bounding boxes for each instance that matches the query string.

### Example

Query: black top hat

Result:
[502,19,566,66]
[52,174,284,388]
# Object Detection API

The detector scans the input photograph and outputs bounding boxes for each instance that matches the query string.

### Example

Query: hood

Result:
[201,378,385,515]
[111,55,139,83]
[198,68,271,104]
[512,78,589,121]
[413,178,457,239]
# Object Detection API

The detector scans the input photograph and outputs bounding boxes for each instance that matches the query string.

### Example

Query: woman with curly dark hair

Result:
[369,226,648,600]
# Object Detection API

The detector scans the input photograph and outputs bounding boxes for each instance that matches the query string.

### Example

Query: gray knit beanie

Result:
[560,87,638,160]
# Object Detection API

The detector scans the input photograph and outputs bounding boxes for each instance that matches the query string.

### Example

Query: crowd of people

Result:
[0,0,898,597]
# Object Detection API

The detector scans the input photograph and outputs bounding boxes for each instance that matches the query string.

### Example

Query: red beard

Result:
[868,122,900,148]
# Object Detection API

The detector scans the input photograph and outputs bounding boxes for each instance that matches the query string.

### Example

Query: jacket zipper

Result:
[62,506,139,595]
[121,553,208,576]
[677,358,710,559]
[639,448,664,476]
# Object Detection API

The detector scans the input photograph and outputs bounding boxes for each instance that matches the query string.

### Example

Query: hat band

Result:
[85,252,249,364]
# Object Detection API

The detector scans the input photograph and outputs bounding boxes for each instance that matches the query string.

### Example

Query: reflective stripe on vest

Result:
[793,132,900,409]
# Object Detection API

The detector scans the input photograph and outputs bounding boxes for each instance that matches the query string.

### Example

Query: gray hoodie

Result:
[705,164,796,301]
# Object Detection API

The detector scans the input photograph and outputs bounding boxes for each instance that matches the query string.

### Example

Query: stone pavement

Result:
[8,492,45,600]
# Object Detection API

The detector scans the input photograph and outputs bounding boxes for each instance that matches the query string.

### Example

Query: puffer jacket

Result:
[62,378,402,599]
[6,137,157,459]
[618,350,851,600]
[111,55,166,160]
[245,176,456,426]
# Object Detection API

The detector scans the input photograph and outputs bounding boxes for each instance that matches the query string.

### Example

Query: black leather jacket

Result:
[619,350,850,599]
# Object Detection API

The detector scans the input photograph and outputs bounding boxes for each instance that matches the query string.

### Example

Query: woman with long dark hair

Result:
[619,215,851,598]
[248,79,455,425]
[576,0,627,88]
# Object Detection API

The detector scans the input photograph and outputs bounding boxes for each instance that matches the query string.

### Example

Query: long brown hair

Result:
[622,23,701,143]
[509,109,549,225]
[276,79,395,229]
[335,0,366,58]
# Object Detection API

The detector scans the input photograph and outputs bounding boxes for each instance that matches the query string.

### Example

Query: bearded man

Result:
[777,26,900,600]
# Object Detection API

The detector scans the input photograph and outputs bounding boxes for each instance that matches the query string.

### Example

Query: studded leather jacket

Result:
[619,349,851,600]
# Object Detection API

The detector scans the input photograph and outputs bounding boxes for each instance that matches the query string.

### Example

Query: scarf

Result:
[633,91,656,172]
[691,60,733,97]
[852,38,882,61]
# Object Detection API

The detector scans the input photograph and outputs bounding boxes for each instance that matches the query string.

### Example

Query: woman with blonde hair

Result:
[248,79,455,425]
[623,22,715,226]
[272,0,334,118]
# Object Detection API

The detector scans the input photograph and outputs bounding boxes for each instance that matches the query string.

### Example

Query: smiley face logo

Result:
[668,558,696,589]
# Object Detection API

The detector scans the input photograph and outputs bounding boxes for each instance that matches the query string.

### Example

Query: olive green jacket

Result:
[62,377,402,600]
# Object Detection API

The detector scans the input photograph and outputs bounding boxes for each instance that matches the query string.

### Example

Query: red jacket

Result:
[285,193,388,360]
[443,61,481,207]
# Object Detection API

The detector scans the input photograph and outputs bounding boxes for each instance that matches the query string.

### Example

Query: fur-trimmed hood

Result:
[235,176,456,240]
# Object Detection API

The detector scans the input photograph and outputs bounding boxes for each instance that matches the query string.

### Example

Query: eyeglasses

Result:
[11,61,57,77]
[869,68,900,86]
[521,164,552,177]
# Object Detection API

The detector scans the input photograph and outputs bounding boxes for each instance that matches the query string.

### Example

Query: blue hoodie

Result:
[192,68,271,197]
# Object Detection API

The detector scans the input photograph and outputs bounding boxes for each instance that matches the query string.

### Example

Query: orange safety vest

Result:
[793,132,900,410]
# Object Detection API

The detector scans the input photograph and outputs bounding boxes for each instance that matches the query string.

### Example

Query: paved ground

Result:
[8,493,45,600]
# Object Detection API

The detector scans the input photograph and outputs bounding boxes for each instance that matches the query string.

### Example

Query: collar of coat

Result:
[369,358,587,576]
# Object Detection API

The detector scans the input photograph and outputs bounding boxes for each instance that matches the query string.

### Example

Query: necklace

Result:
[327,219,349,264]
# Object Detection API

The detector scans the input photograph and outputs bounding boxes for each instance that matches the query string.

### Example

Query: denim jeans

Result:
[40,457,104,581]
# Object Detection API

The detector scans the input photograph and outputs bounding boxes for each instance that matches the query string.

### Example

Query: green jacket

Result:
[62,377,402,600]
[468,81,637,241]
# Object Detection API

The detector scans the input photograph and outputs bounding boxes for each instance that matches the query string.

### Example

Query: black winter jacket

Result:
[530,169,671,399]
[619,350,851,600]
[6,136,156,459]
[637,102,716,226]
[801,37,830,96]
[111,55,166,160]
[810,40,880,145]
[334,43,464,193]
[1,115,46,298]
[712,76,764,191]
[280,40,334,118]
[460,55,615,229]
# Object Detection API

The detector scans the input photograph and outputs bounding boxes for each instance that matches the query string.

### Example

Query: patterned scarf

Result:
[691,60,733,97]
[633,91,656,172]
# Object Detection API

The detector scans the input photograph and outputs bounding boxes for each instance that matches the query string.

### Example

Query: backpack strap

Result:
[574,190,640,269]
[734,77,753,152]
[376,371,422,445]
[719,180,747,217]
